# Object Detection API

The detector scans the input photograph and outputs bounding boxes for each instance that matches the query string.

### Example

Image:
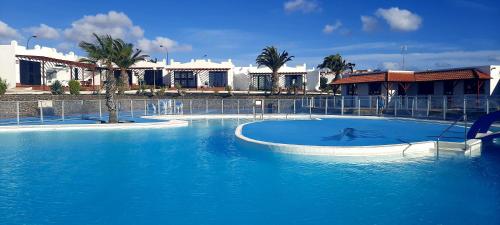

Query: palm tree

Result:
[318,54,355,95]
[113,39,149,93]
[317,54,354,81]
[79,33,119,123]
[256,46,294,94]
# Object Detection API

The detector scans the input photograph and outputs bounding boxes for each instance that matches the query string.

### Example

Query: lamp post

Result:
[160,45,169,65]
[26,35,37,49]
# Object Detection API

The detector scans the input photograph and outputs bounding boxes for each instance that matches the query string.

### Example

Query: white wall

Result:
[0,41,17,88]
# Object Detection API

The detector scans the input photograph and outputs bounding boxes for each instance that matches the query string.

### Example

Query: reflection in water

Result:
[322,128,385,141]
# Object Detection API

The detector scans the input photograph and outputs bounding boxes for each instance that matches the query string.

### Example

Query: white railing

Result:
[0,95,498,125]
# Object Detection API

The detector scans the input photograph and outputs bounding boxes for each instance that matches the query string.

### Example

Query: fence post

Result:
[412,97,415,117]
[358,98,361,116]
[376,97,379,116]
[341,96,344,115]
[221,99,224,114]
[486,97,490,114]
[117,101,120,119]
[157,99,161,115]
[237,99,240,114]
[415,96,418,114]
[443,96,447,120]
[39,101,44,124]
[278,99,281,114]
[81,100,84,119]
[333,96,336,109]
[463,98,467,116]
[325,98,328,115]
[62,100,65,121]
[426,96,431,117]
[99,100,103,119]
[144,99,147,116]
[130,99,134,118]
[309,97,312,119]
[16,101,20,125]
[394,98,397,117]
[369,96,372,110]
[206,99,209,114]
[190,99,193,115]
[293,100,296,114]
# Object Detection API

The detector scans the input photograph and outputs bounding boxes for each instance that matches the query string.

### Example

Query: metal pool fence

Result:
[0,95,499,125]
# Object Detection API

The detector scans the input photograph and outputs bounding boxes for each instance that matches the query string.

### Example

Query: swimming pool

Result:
[0,119,499,224]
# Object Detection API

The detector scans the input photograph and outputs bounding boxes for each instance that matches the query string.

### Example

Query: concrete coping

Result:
[234,119,483,157]
[0,120,188,132]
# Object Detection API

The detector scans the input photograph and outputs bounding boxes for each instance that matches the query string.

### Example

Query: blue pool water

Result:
[0,119,500,225]
[242,118,466,146]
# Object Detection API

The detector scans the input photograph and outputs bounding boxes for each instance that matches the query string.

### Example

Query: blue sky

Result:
[1,0,499,70]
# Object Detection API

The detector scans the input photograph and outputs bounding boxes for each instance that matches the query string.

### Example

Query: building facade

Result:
[331,67,500,98]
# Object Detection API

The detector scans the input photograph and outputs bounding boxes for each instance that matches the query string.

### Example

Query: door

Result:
[256,75,270,91]
[19,60,41,85]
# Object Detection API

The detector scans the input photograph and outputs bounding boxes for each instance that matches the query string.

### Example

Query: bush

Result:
[51,80,64,95]
[68,80,81,95]
[157,86,166,96]
[175,83,185,96]
[225,85,233,96]
[0,78,8,95]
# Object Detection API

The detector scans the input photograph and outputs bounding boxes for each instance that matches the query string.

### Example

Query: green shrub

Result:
[0,78,8,95]
[175,82,185,96]
[68,80,81,95]
[157,86,166,96]
[225,85,233,96]
[51,80,64,95]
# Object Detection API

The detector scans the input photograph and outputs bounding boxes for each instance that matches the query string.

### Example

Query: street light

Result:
[159,45,169,65]
[26,35,37,49]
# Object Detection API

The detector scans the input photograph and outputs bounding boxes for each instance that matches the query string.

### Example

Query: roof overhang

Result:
[16,55,96,69]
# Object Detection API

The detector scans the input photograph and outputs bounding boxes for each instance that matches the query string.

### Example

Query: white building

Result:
[0,41,320,92]
[233,64,318,91]
[164,59,234,89]
[332,66,500,97]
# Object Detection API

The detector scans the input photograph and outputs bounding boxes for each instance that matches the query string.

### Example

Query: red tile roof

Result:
[331,69,490,85]
[414,69,490,81]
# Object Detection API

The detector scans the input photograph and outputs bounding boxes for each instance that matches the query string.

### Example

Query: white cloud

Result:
[63,11,144,42]
[284,0,319,13]
[361,16,378,32]
[346,50,500,70]
[379,62,401,70]
[0,20,20,42]
[59,11,190,54]
[25,24,60,40]
[137,37,192,54]
[376,7,422,32]
[323,21,342,34]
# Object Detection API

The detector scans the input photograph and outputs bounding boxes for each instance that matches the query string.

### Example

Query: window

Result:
[464,79,484,95]
[253,75,271,90]
[368,83,381,95]
[418,82,434,95]
[443,81,454,95]
[19,60,41,85]
[74,68,79,80]
[347,84,358,95]
[209,71,227,87]
[285,75,302,88]
[174,71,197,88]
[144,70,164,86]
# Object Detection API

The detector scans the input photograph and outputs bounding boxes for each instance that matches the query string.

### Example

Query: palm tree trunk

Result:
[105,65,118,123]
[120,68,130,90]
[272,71,279,94]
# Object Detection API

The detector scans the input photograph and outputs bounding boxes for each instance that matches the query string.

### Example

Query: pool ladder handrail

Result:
[436,114,468,154]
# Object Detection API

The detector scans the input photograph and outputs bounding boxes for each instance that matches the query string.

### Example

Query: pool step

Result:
[434,139,482,157]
